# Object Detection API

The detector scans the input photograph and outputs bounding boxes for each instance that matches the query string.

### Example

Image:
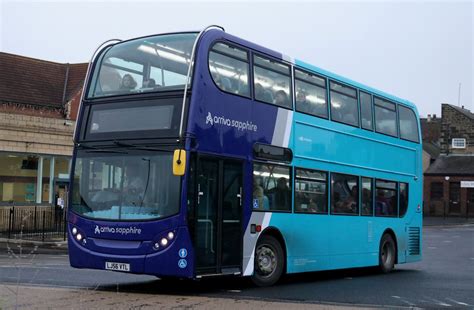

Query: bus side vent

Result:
[408,227,421,255]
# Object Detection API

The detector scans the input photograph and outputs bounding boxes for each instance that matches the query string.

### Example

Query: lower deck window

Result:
[375,180,397,217]
[331,173,359,215]
[253,163,291,212]
[295,168,327,214]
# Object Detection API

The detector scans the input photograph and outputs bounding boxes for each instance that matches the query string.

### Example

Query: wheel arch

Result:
[259,226,288,273]
[381,228,399,264]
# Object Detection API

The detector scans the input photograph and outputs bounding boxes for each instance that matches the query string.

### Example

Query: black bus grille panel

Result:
[408,227,421,255]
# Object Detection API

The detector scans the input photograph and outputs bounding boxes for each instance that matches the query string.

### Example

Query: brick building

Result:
[0,52,87,207]
[423,104,474,217]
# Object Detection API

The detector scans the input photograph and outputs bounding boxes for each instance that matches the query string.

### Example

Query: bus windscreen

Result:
[87,33,198,98]
[71,151,180,220]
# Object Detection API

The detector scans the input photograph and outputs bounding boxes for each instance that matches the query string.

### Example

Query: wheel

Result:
[379,233,396,273]
[251,235,284,287]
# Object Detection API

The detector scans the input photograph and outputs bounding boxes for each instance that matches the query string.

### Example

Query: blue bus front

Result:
[68,32,199,278]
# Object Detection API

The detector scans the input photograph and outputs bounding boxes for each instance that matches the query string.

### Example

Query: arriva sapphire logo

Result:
[206,112,214,125]
[205,112,258,132]
[93,225,142,235]
[178,259,187,268]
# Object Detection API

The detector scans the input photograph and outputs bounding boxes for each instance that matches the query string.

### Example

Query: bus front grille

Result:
[408,227,421,255]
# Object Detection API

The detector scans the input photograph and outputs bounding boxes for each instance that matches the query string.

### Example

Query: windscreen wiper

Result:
[113,140,169,152]
[77,143,127,154]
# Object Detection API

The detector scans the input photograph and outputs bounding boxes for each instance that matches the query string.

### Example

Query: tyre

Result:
[379,233,396,273]
[251,235,284,287]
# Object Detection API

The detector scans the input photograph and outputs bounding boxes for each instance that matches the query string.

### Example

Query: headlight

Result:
[76,233,83,241]
[160,238,168,246]
[167,232,175,240]
[72,227,78,235]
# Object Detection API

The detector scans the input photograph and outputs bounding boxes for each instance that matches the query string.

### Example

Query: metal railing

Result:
[0,206,67,241]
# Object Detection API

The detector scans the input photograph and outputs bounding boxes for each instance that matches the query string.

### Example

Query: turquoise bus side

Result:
[264,60,423,274]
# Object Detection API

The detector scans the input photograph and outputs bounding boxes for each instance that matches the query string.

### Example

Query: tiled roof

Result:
[0,52,87,108]
[445,104,474,120]
[423,142,441,159]
[424,155,474,175]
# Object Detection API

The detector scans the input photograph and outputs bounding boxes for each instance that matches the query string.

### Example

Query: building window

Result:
[430,182,443,200]
[253,163,292,211]
[452,138,466,149]
[294,168,327,214]
[0,152,70,205]
[0,153,38,203]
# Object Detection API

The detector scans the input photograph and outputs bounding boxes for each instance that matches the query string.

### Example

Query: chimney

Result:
[427,114,432,122]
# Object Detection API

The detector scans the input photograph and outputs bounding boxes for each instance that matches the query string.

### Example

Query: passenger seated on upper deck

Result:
[296,90,313,114]
[120,74,137,91]
[255,83,264,99]
[142,78,156,88]
[275,90,290,108]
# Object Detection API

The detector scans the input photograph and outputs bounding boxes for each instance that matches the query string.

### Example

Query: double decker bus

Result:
[69,26,422,286]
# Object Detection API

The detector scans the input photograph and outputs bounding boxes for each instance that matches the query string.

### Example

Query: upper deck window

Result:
[253,55,292,109]
[398,105,419,143]
[295,69,328,118]
[374,97,397,137]
[87,33,198,98]
[330,81,359,127]
[209,42,250,97]
[360,91,373,130]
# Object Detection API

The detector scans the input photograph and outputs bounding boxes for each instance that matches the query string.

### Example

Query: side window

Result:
[361,177,373,216]
[331,173,359,215]
[209,42,250,97]
[375,180,397,217]
[330,81,359,127]
[253,55,292,109]
[253,163,291,212]
[399,182,408,217]
[295,168,327,214]
[294,69,328,118]
[374,97,397,137]
[398,105,420,142]
[430,182,443,200]
[360,91,373,130]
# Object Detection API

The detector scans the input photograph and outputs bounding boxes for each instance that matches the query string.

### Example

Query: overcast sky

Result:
[1,0,472,117]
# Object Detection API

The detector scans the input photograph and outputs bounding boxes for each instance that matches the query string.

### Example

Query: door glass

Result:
[449,182,461,214]
[222,162,242,267]
[467,188,474,216]
[195,160,218,269]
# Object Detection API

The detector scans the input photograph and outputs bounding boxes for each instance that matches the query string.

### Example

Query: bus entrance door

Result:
[194,157,242,275]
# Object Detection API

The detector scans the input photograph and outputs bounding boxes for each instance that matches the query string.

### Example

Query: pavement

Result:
[0,216,472,256]
[0,237,68,255]
[0,284,360,309]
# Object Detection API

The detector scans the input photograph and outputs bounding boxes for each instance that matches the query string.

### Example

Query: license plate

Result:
[105,262,130,272]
